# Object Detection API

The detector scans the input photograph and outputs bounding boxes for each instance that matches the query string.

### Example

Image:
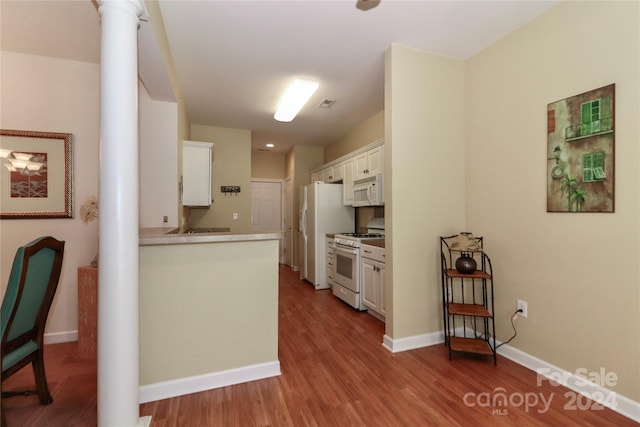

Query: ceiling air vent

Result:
[318,99,336,109]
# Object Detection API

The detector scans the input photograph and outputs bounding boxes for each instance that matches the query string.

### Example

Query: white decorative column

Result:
[97,1,147,426]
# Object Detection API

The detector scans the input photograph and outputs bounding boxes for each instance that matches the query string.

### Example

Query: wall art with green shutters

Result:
[546,84,615,213]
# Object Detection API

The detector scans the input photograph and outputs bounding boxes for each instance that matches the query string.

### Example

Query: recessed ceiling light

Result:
[274,78,319,122]
[266,143,275,148]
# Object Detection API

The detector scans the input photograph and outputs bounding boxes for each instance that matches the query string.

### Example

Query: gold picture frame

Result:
[0,129,73,219]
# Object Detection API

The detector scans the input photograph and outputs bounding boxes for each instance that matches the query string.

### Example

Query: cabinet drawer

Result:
[361,244,385,263]
[327,272,336,286]
[332,284,360,309]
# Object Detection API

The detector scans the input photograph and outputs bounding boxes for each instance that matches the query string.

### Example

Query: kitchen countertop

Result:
[139,227,283,246]
[361,239,385,248]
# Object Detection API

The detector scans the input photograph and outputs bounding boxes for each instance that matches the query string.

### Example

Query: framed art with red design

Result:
[0,129,73,219]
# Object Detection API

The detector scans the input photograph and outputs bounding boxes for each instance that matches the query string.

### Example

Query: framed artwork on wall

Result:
[547,84,615,213]
[0,129,73,219]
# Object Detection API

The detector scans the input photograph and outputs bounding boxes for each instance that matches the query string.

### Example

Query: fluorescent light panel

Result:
[274,78,319,122]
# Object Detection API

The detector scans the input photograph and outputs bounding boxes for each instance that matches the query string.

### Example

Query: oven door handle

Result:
[334,245,358,255]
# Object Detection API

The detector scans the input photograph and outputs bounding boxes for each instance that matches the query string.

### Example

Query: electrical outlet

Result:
[517,299,528,318]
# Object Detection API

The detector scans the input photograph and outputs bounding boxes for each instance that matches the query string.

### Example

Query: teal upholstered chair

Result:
[1,236,65,427]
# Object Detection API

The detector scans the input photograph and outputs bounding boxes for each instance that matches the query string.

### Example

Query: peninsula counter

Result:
[138,228,283,403]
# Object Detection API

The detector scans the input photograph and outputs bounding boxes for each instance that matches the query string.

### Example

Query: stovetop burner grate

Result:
[339,233,384,239]
[336,233,384,239]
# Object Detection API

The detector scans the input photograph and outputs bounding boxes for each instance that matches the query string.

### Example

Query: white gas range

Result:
[332,218,384,310]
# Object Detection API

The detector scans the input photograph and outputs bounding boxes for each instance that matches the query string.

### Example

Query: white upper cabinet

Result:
[332,163,344,182]
[354,146,384,180]
[323,164,343,183]
[323,167,335,183]
[308,139,383,206]
[311,171,323,183]
[366,146,384,176]
[183,140,213,207]
[342,159,354,205]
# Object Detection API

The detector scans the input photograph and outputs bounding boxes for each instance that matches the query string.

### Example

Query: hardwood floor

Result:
[2,264,637,426]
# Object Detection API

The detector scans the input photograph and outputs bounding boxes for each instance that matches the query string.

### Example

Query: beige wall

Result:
[139,83,179,228]
[251,151,286,179]
[139,239,279,385]
[324,110,384,163]
[384,44,466,340]
[0,52,101,340]
[144,0,191,230]
[285,149,294,180]
[190,124,252,233]
[0,51,184,342]
[466,0,639,401]
[292,144,324,189]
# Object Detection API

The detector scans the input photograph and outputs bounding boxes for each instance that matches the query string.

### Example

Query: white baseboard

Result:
[382,331,443,353]
[138,360,281,404]
[497,343,640,424]
[44,330,77,345]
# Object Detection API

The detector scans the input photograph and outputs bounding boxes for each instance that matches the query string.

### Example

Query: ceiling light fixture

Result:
[318,99,336,109]
[266,143,275,148]
[356,0,381,11]
[274,78,319,122]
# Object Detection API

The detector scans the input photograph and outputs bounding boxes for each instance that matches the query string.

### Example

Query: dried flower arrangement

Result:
[80,196,99,267]
[80,196,99,224]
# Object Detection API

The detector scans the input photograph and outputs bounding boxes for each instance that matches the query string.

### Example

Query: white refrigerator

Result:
[299,182,354,289]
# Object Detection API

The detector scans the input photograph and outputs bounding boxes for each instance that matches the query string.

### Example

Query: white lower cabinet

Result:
[326,237,336,287]
[361,243,385,320]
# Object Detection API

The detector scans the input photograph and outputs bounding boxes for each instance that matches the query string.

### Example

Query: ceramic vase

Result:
[455,252,477,274]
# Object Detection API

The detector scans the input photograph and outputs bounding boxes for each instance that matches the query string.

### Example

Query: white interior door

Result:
[284,178,293,267]
[251,180,284,260]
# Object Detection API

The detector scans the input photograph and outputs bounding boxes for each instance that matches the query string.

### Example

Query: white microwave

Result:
[353,174,384,207]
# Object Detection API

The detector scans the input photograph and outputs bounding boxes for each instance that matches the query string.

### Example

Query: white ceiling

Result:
[1,0,559,153]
